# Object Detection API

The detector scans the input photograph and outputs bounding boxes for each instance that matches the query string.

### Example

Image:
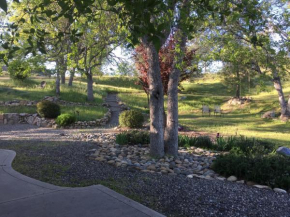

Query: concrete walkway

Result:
[0,149,165,217]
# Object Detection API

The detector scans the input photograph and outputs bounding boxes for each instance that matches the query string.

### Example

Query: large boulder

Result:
[276,147,290,157]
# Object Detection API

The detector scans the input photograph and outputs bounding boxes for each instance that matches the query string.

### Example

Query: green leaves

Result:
[0,0,7,13]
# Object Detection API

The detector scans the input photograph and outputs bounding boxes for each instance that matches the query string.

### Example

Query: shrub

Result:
[56,114,76,126]
[116,130,150,145]
[224,136,275,156]
[178,135,276,156]
[37,100,61,118]
[178,135,213,149]
[8,59,31,81]
[119,110,144,128]
[212,154,290,190]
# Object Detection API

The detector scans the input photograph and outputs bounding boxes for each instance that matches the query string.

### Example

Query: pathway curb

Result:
[0,149,166,217]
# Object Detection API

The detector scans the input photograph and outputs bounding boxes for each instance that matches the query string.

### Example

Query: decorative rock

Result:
[276,147,290,157]
[108,160,115,165]
[246,181,256,186]
[216,177,226,181]
[147,165,156,171]
[262,111,275,119]
[236,180,245,184]
[227,176,237,182]
[253,185,272,190]
[273,188,287,193]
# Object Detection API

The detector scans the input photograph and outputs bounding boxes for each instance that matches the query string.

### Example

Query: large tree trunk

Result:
[143,38,165,158]
[288,96,290,113]
[59,55,66,84]
[235,84,240,98]
[68,68,75,87]
[61,73,65,84]
[86,72,94,102]
[272,71,290,119]
[235,70,240,98]
[55,60,60,96]
[56,72,60,96]
[164,30,187,156]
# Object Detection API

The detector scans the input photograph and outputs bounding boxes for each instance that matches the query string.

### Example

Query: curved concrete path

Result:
[0,149,165,217]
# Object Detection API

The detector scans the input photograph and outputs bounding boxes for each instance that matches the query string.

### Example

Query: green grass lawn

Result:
[0,105,106,121]
[1,74,289,146]
[0,77,105,104]
[116,75,290,147]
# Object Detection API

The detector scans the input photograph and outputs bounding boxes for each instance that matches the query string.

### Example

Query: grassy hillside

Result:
[117,75,290,146]
[0,74,289,145]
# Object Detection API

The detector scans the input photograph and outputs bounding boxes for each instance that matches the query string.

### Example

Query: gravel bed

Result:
[0,140,290,217]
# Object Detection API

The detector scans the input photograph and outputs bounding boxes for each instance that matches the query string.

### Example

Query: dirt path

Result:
[104,93,121,127]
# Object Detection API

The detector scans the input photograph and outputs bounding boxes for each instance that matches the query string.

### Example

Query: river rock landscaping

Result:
[66,132,290,194]
[1,138,290,217]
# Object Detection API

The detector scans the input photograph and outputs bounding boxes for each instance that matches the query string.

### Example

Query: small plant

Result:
[178,135,213,149]
[37,100,61,118]
[116,130,149,145]
[8,59,32,81]
[119,110,144,128]
[56,114,76,126]
[195,136,213,149]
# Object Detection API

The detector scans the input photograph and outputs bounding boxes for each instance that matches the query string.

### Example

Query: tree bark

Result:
[164,30,187,156]
[235,70,240,98]
[56,72,60,97]
[235,84,240,98]
[142,38,165,158]
[288,96,290,113]
[272,71,290,119]
[59,55,66,84]
[61,73,65,84]
[68,68,75,87]
[86,72,94,102]
[55,60,60,96]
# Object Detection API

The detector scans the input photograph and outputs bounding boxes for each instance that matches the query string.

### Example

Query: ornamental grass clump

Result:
[116,130,149,145]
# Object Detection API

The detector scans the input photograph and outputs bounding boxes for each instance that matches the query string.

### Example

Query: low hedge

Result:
[178,135,276,156]
[212,154,290,190]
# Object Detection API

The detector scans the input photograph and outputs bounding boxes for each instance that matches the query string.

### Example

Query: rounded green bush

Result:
[8,59,31,81]
[56,114,76,127]
[119,110,144,128]
[37,100,61,118]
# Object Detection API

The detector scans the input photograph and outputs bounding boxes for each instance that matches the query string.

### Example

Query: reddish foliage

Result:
[134,36,196,95]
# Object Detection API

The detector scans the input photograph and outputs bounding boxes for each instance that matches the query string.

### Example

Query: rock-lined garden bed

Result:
[67,132,290,194]
[0,96,100,107]
[0,93,129,128]
[0,95,114,128]
[0,110,111,128]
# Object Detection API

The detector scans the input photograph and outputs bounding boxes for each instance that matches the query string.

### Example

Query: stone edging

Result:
[0,110,112,128]
[0,96,102,107]
[71,132,289,195]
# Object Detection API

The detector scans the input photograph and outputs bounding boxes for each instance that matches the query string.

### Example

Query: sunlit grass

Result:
[1,74,290,146]
[0,105,107,121]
